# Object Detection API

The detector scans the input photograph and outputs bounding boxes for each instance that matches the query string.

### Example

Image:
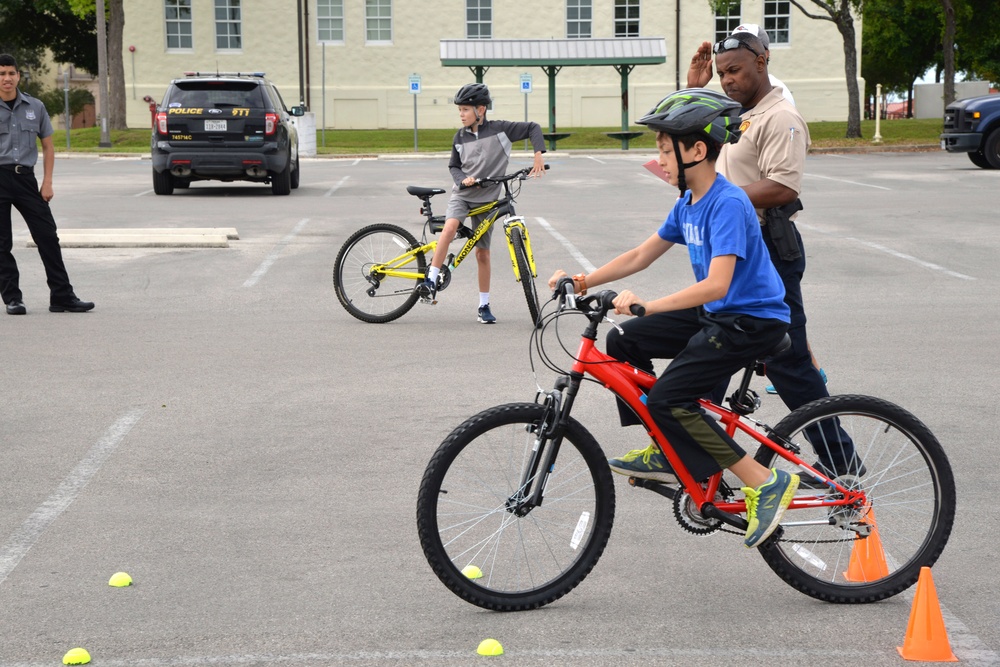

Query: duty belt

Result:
[0,164,33,174]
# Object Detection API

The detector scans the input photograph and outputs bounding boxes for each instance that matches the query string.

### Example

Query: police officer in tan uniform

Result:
[687,33,863,480]
[0,54,93,315]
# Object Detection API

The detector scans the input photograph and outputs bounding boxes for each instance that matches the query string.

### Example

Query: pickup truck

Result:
[940,93,1000,169]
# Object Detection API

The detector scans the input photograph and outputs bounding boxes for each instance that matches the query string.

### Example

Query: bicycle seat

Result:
[406,186,446,198]
[764,334,792,360]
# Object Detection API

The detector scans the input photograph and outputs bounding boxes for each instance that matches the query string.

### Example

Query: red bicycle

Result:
[417,280,955,610]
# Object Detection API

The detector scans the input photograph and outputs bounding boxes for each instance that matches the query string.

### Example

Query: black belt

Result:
[0,164,33,174]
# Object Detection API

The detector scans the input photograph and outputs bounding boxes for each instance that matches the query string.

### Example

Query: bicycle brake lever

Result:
[604,316,625,336]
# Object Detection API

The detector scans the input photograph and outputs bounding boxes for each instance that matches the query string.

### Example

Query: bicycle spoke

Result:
[756,395,954,603]
[417,403,614,610]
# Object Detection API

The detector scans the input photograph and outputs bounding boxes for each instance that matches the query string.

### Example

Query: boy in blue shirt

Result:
[549,89,799,548]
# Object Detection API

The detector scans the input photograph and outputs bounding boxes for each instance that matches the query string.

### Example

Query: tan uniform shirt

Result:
[717,86,810,222]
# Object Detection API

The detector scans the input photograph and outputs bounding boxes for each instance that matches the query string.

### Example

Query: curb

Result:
[55,144,942,162]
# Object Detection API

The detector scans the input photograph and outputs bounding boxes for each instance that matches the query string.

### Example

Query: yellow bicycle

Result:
[333,166,545,324]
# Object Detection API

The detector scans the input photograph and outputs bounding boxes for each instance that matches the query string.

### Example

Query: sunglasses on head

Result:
[713,36,762,58]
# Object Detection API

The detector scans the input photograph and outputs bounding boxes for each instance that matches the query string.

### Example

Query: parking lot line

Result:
[242,218,311,287]
[535,217,597,273]
[324,175,351,198]
[0,409,145,586]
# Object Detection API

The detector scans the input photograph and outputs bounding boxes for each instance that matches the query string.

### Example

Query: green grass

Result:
[61,117,943,154]
[57,127,153,152]
[808,118,943,148]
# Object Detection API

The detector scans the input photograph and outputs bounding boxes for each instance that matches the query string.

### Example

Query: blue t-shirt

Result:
[657,173,790,322]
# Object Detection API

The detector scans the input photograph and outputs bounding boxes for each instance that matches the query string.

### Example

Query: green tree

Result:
[37,87,96,121]
[954,0,1000,86]
[787,0,864,138]
[861,0,940,116]
[63,0,127,131]
[0,0,97,75]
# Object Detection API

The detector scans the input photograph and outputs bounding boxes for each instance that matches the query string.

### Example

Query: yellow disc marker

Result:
[477,638,504,656]
[461,565,483,580]
[62,647,91,665]
[108,571,133,587]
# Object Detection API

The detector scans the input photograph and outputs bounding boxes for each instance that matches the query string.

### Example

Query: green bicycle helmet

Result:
[636,88,742,146]
[637,88,743,195]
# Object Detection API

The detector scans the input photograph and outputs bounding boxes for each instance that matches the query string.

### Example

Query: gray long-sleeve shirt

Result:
[448,119,545,203]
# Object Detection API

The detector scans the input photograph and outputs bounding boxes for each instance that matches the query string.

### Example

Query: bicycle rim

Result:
[755,395,955,603]
[417,403,615,611]
[509,228,540,326]
[333,224,425,323]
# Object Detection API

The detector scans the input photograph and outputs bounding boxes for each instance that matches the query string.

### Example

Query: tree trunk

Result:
[107,0,127,129]
[836,3,862,138]
[942,0,956,107]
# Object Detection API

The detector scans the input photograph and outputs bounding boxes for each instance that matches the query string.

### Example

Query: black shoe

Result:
[6,299,26,315]
[800,458,867,489]
[49,296,95,313]
[416,279,437,305]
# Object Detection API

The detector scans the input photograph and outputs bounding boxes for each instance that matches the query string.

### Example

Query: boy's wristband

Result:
[572,273,588,295]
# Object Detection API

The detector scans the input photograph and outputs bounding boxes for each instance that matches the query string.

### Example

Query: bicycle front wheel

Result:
[417,403,615,611]
[509,227,540,326]
[754,395,955,603]
[333,223,425,323]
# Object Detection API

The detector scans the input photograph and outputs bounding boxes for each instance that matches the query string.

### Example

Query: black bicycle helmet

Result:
[454,83,491,107]
[636,88,742,146]
[637,88,742,195]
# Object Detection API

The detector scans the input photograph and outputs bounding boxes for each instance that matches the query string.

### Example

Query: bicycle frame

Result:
[527,323,870,532]
[368,197,537,285]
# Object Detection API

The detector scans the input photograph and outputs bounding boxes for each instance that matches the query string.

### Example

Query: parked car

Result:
[940,93,1000,169]
[151,72,304,195]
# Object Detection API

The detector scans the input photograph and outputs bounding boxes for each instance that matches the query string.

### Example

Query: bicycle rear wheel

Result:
[509,227,540,326]
[333,223,425,323]
[754,394,955,603]
[417,403,615,611]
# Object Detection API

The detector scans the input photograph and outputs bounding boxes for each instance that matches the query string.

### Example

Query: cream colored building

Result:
[121,0,862,130]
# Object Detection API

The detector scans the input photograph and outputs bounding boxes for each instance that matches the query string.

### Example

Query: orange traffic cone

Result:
[897,567,958,662]
[843,509,890,582]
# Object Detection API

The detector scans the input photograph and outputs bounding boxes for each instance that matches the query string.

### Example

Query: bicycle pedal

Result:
[419,296,438,305]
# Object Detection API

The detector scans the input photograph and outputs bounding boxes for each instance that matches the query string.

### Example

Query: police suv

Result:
[151,72,304,195]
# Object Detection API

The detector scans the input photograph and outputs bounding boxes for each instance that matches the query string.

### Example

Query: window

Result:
[318,0,344,42]
[466,0,492,39]
[366,0,392,43]
[215,0,241,50]
[763,0,790,44]
[165,0,192,50]
[567,0,592,39]
[614,0,639,38]
[714,1,741,43]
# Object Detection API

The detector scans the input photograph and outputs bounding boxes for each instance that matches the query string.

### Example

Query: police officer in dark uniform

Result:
[0,54,93,315]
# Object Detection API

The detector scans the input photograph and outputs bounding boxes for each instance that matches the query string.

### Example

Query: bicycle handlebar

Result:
[553,277,644,320]
[459,164,549,190]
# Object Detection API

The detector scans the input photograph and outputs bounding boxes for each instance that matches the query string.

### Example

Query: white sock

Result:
[427,266,440,283]
[479,293,490,307]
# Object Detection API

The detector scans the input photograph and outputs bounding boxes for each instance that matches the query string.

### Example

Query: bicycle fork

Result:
[503,217,537,282]
[506,374,580,516]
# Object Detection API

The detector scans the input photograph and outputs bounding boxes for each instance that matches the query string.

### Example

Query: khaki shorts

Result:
[445,197,494,249]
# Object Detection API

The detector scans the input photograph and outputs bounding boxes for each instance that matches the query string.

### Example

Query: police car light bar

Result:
[183,71,266,78]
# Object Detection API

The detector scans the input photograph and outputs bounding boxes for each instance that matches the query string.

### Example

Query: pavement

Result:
[1,150,998,667]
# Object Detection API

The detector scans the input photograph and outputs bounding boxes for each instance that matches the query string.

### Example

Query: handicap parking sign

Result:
[520,73,532,94]
[409,75,421,95]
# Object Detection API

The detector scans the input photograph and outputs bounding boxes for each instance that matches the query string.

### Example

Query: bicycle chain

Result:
[712,524,860,544]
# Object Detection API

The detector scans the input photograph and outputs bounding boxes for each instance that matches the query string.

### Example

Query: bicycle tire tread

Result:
[416,402,615,611]
[755,394,955,604]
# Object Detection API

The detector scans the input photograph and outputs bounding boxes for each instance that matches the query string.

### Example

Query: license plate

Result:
[940,139,946,150]
[204,120,227,132]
